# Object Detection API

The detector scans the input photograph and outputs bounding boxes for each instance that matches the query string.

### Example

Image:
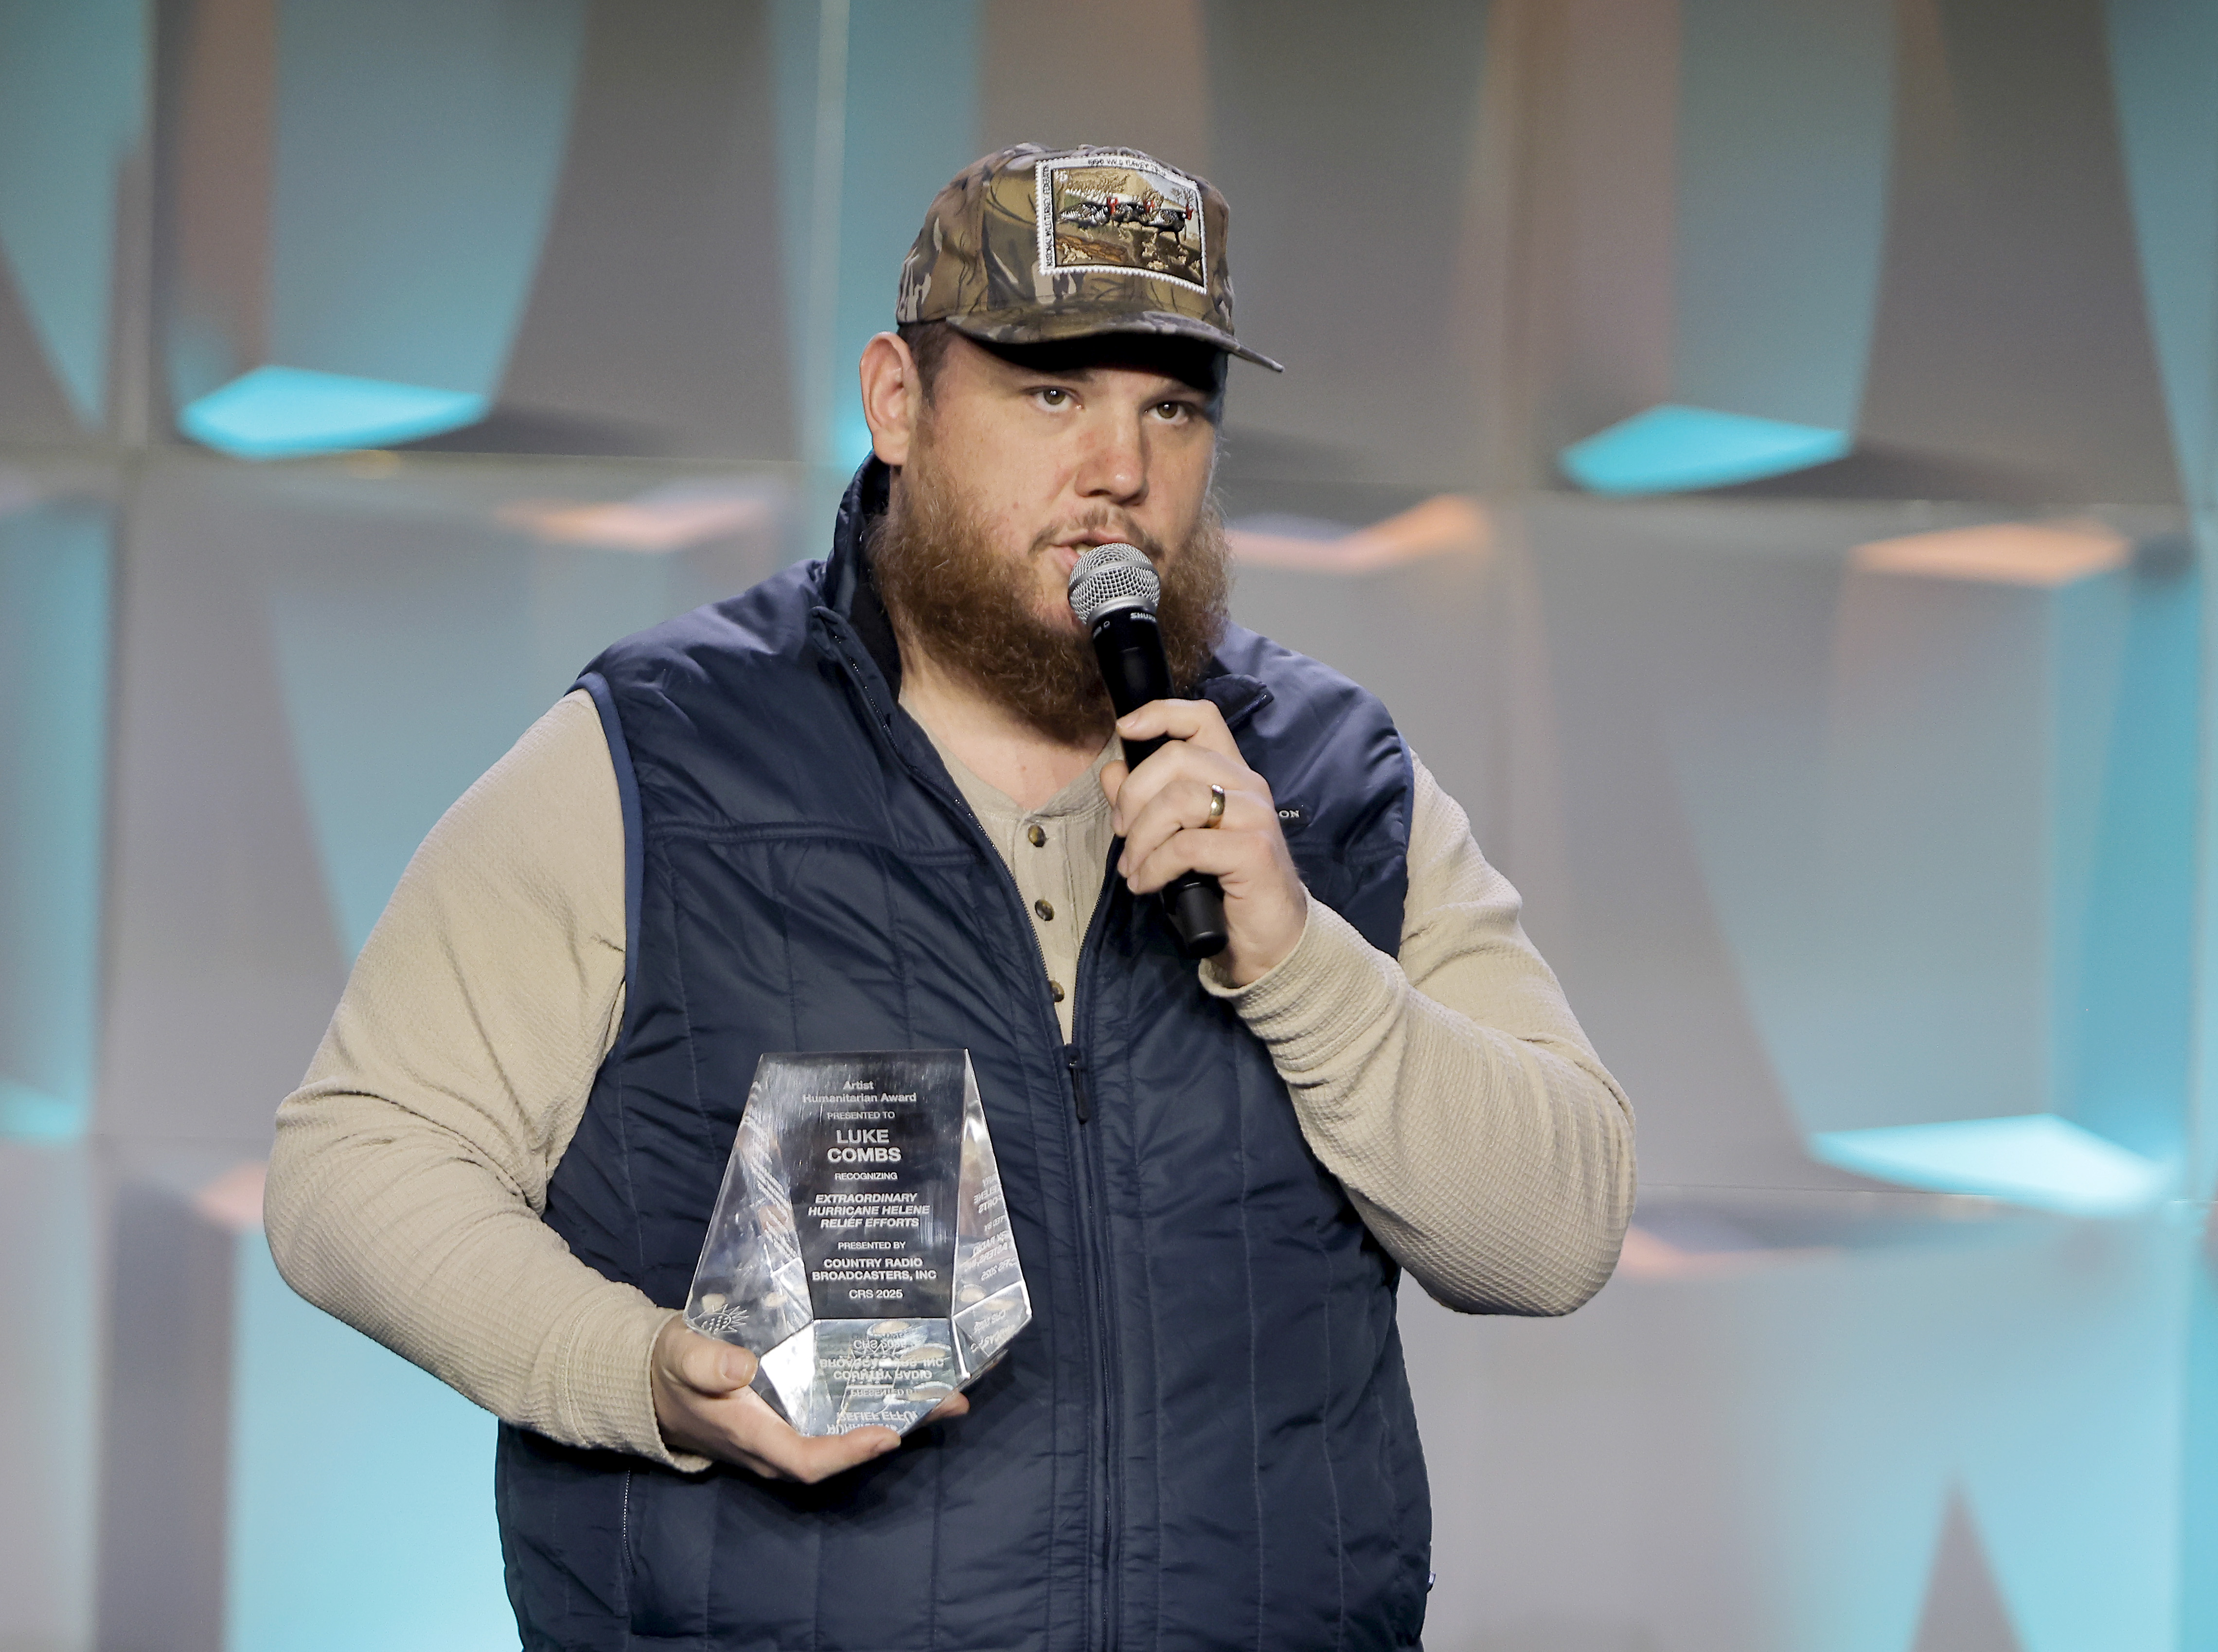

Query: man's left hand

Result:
[1102,699,1306,987]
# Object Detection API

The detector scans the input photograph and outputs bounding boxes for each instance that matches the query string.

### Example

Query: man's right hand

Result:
[652,1316,965,1481]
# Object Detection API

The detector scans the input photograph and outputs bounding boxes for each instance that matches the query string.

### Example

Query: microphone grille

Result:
[1066,543,1161,625]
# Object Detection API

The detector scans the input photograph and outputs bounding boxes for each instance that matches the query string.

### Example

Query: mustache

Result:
[1030,515,1172,566]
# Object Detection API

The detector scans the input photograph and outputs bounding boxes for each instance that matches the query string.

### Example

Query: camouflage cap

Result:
[896,142,1283,372]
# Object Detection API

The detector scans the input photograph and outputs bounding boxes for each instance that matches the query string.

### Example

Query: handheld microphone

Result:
[1067,543,1230,960]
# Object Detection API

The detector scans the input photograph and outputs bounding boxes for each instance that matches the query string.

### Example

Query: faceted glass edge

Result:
[684,1050,1031,1437]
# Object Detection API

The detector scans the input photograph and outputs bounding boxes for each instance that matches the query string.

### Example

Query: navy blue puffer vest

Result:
[497,462,1428,1651]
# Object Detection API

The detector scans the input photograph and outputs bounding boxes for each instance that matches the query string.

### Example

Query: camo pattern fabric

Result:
[896,142,1282,370]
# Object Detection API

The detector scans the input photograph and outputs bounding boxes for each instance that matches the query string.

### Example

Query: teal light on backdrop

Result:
[1810,1114,2169,1216]
[260,498,784,959]
[179,366,490,460]
[2063,549,2200,1164]
[1573,1203,2196,1650]
[2107,0,2218,515]
[0,1146,96,1652]
[0,0,147,429]
[773,0,980,482]
[1663,543,2200,1155]
[1941,1218,2194,1652]
[2184,1252,2218,1650]
[228,1232,512,1652]
[2106,13,2218,1635]
[0,500,112,1141]
[831,0,978,473]
[772,0,843,474]
[2107,0,2218,1215]
[1559,404,1851,495]
[1673,0,1893,433]
[265,0,586,404]
[0,5,2208,1648]
[263,537,608,958]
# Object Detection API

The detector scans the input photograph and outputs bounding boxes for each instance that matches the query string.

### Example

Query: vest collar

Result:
[1198,672,1272,732]
[820,457,904,697]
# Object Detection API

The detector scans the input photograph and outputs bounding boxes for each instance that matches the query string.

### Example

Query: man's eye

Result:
[1152,401,1191,423]
[1035,388,1072,409]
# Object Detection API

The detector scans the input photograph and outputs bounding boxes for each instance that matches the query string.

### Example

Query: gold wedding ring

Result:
[1204,783,1227,828]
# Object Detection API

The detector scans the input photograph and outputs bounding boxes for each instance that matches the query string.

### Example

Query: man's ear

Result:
[859,332,919,467]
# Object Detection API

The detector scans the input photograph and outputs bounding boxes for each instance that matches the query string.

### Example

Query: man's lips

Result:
[1047,533,1141,575]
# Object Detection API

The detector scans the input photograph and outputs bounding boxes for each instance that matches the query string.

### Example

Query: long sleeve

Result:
[262,691,700,1468]
[266,707,1632,1470]
[1204,755,1635,1314]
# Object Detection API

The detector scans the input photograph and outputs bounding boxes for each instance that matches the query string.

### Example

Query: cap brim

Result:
[943,308,1284,373]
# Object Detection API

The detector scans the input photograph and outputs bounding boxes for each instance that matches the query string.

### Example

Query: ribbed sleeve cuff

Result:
[557,1298,712,1473]
[1199,895,1405,1085]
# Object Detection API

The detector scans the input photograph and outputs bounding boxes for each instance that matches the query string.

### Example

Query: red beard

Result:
[869,455,1232,746]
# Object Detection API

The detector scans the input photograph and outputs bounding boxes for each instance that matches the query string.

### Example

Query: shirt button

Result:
[1048,980,1066,1003]
[1034,899,1055,922]
[1027,824,1047,848]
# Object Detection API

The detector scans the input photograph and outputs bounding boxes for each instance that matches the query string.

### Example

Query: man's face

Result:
[866,330,1232,745]
[893,332,1222,636]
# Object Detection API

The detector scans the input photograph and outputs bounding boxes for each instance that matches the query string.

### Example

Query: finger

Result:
[1125,828,1311,982]
[1123,823,1269,895]
[674,1330,759,1396]
[722,1388,902,1483]
[921,1391,972,1424]
[1122,825,1250,894]
[1100,759,1130,811]
[1118,783,1262,885]
[768,1425,904,1484]
[1117,774,1268,879]
[1115,697,1239,759]
[1109,741,1252,838]
[1121,796,1290,895]
[1125,835,1234,893]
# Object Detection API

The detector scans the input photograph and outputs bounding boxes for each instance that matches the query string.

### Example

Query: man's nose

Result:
[1074,416,1149,505]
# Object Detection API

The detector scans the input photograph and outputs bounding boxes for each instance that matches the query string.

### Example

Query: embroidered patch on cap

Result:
[1035,153,1208,294]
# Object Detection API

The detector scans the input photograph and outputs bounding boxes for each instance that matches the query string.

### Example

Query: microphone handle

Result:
[1088,609,1229,960]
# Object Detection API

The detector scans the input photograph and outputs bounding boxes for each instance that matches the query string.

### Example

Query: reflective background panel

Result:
[0,4,2214,1648]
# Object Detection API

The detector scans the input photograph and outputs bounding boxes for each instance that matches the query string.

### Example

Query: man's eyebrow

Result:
[1009,366,1191,392]
[993,356,1213,401]
[1004,362,1100,383]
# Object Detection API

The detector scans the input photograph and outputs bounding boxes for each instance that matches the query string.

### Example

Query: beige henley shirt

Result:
[266,689,1633,1472]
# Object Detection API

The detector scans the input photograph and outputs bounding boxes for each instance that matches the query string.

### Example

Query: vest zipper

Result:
[825,631,1126,1650]
[1065,1045,1090,1123]
[1066,860,1122,1652]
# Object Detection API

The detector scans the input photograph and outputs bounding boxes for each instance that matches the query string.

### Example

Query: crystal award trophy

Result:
[685,1049,1031,1436]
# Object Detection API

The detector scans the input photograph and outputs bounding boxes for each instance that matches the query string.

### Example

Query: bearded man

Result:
[265,144,1634,1652]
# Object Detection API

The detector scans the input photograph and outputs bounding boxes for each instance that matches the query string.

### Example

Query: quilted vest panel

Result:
[497,462,1430,1652]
